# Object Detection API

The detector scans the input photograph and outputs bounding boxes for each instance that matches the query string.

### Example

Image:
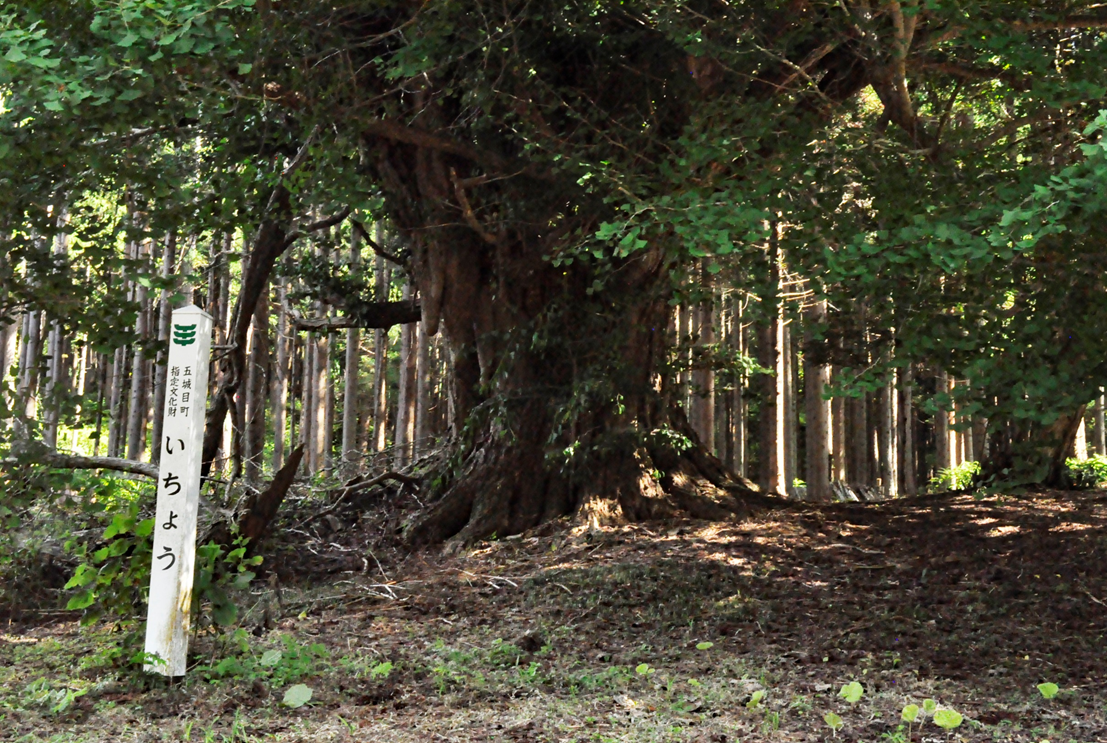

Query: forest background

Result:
[3,2,1107,740]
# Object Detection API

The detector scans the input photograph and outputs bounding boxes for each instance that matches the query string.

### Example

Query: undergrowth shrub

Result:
[1063,455,1107,489]
[927,460,981,493]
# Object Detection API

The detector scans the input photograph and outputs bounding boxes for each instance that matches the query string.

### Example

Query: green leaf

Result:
[117,89,144,101]
[922,698,938,714]
[282,684,313,708]
[901,704,919,722]
[695,641,714,650]
[42,100,64,112]
[932,709,963,729]
[838,681,863,703]
[102,514,131,540]
[64,563,96,590]
[66,589,95,610]
[117,33,138,48]
[1037,682,1059,699]
[238,62,253,74]
[635,663,654,675]
[746,689,765,709]
[4,47,27,63]
[823,712,843,731]
[26,55,61,69]
[260,649,282,667]
[211,600,237,626]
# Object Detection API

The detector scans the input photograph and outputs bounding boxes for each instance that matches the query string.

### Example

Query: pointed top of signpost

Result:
[172,304,213,320]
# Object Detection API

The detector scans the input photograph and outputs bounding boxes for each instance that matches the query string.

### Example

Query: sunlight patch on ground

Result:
[1051,521,1096,532]
[0,634,41,644]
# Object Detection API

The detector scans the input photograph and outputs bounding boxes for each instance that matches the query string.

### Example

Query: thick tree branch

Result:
[450,167,502,245]
[913,58,1030,89]
[282,206,352,247]
[282,291,421,330]
[1010,15,1107,31]
[362,120,507,171]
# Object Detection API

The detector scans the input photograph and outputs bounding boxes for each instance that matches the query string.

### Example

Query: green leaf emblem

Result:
[172,323,197,346]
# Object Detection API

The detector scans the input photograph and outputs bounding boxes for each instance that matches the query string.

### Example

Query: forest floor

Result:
[2,485,1107,742]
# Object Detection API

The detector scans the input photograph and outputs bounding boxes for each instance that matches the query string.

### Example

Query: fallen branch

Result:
[297,470,419,530]
[1,452,158,479]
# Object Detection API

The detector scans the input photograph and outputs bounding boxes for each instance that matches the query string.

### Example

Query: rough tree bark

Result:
[358,138,777,549]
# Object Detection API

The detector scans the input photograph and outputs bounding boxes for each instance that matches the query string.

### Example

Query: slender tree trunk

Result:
[415,317,431,457]
[1074,414,1089,461]
[722,298,735,469]
[734,299,747,477]
[341,234,362,472]
[831,370,846,483]
[372,257,392,452]
[0,316,17,391]
[1095,391,1106,457]
[92,353,108,456]
[847,393,868,487]
[212,232,234,472]
[302,330,317,472]
[244,290,270,482]
[880,369,899,497]
[271,278,290,470]
[150,234,176,465]
[395,282,417,467]
[758,238,786,495]
[783,321,797,495]
[935,370,951,473]
[43,213,69,449]
[690,268,715,449]
[323,330,335,470]
[900,367,917,496]
[16,307,43,441]
[803,301,830,501]
[125,238,153,462]
[678,304,691,412]
[972,416,987,463]
[106,345,127,457]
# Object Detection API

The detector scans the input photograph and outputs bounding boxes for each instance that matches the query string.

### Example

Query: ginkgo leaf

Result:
[282,684,312,708]
[838,681,863,703]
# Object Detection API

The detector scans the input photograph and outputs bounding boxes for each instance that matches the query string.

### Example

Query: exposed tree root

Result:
[406,415,782,552]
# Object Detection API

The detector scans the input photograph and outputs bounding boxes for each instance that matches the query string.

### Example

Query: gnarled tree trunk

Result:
[366,139,777,549]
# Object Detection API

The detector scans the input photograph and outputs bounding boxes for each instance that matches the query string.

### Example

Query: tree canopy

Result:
[5,1,1107,542]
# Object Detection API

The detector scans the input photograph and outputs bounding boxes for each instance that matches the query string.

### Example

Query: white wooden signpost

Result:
[144,305,213,676]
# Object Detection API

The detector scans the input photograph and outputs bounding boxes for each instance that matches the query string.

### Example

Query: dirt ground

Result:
[2,486,1106,742]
